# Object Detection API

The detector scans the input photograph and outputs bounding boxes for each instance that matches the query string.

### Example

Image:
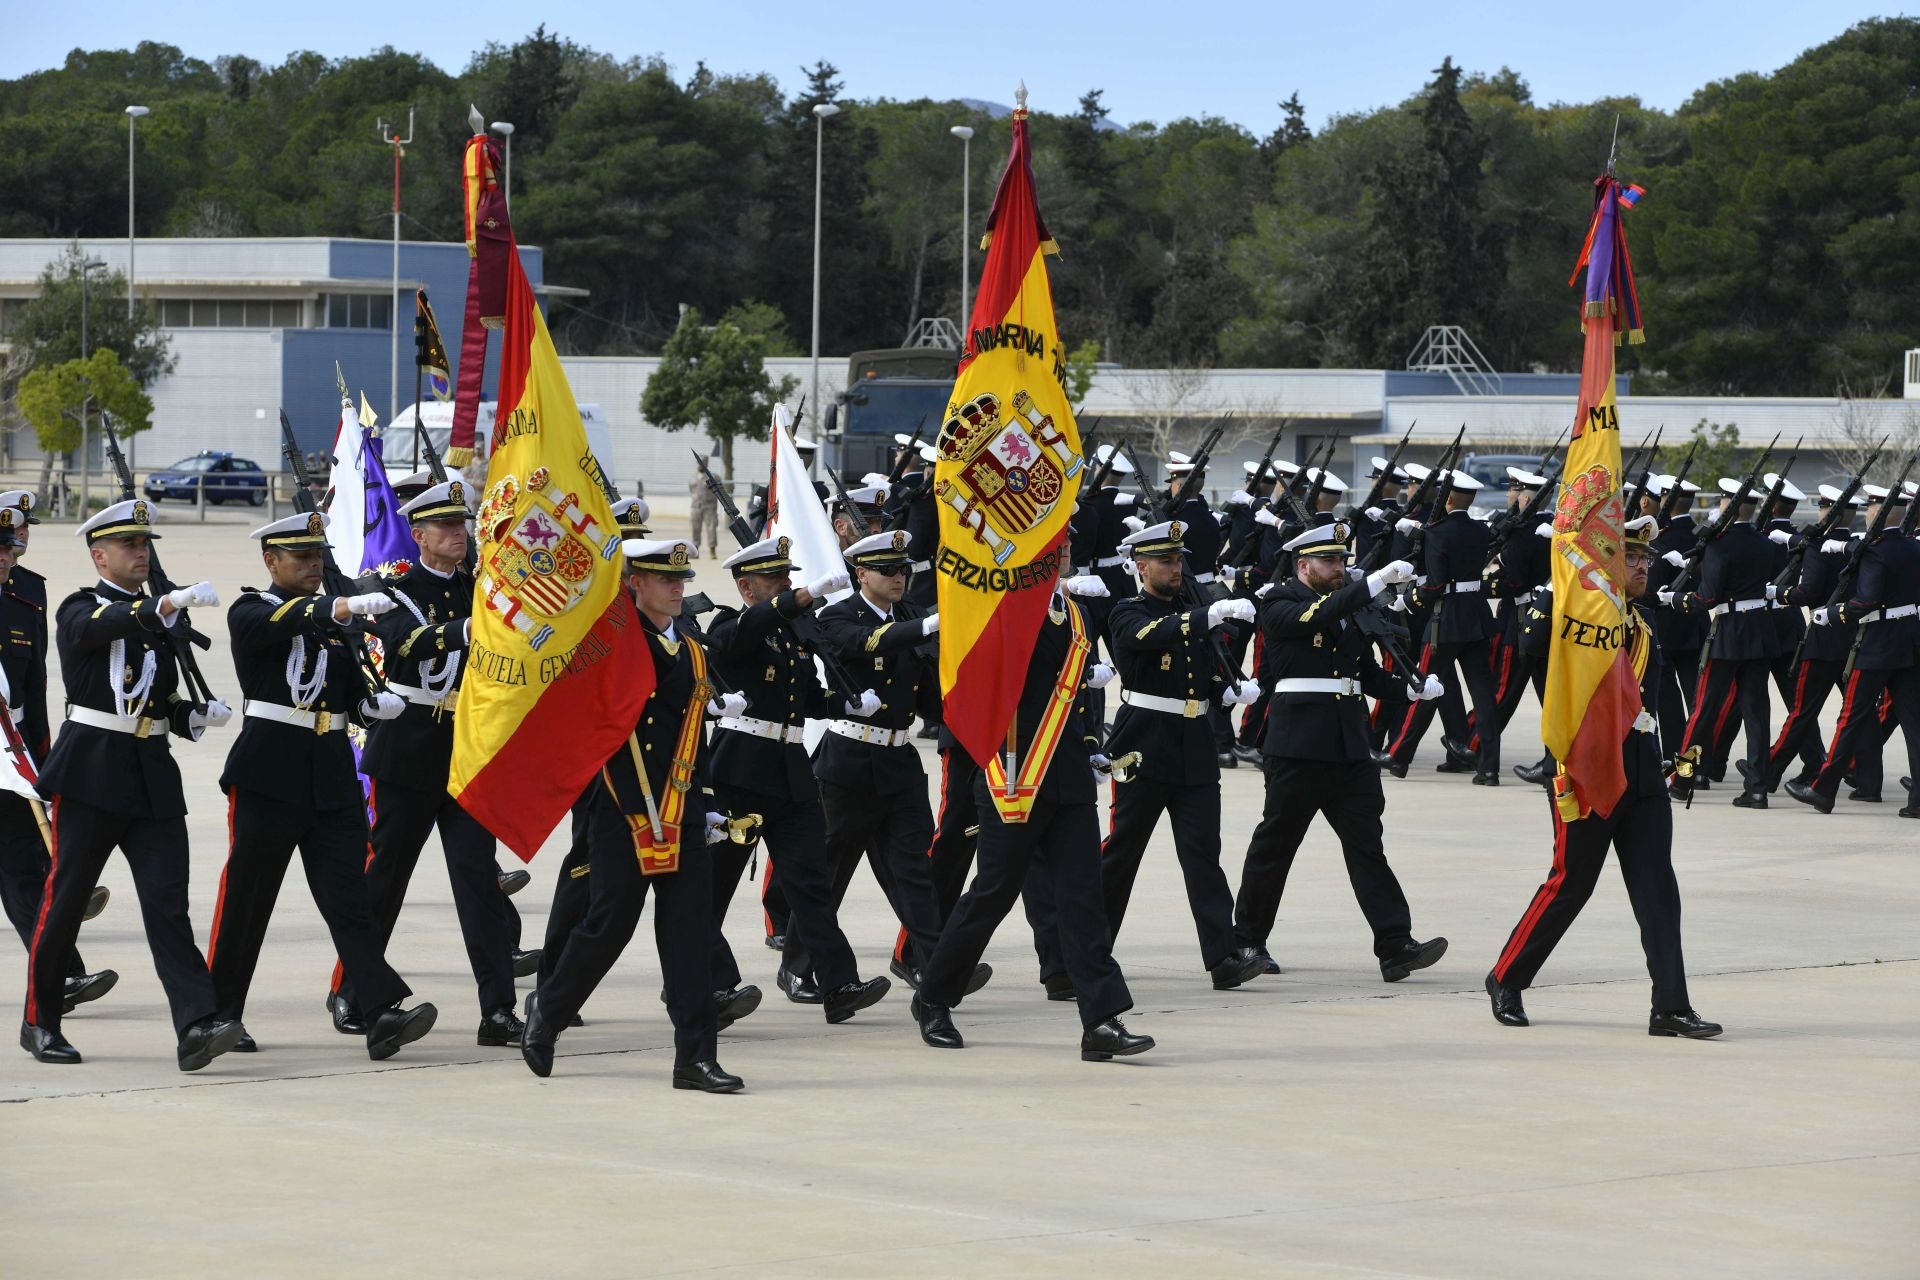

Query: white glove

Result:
[1394,518,1421,535]
[197,698,233,729]
[1226,489,1253,507]
[1219,564,1240,589]
[1364,506,1385,521]
[805,570,851,599]
[167,581,219,610]
[1112,492,1137,508]
[1224,677,1260,706]
[1122,515,1146,533]
[921,612,940,635]
[345,592,395,618]
[359,691,406,721]
[1821,538,1849,555]
[1254,507,1281,528]
[846,688,882,717]
[1763,583,1778,601]
[1256,582,1278,599]
[1767,528,1792,546]
[1662,550,1687,568]
[1366,559,1416,596]
[1386,593,1409,613]
[1062,573,1109,599]
[1208,598,1256,627]
[704,812,729,845]
[1089,753,1113,776]
[1657,589,1676,606]
[1086,662,1115,690]
[1534,521,1555,538]
[1408,674,1444,702]
[706,692,747,718]
[1810,606,1831,626]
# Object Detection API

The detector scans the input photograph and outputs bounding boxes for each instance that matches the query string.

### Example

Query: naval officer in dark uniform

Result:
[1233,522,1449,981]
[208,512,438,1057]
[1099,521,1267,990]
[21,500,242,1070]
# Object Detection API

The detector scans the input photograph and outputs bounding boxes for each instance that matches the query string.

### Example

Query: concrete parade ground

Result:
[1,519,1914,1279]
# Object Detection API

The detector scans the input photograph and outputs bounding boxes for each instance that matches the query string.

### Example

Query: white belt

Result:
[1193,572,1216,583]
[386,681,455,711]
[1273,677,1362,697]
[1710,598,1770,617]
[826,719,911,747]
[1443,581,1482,595]
[7,704,23,726]
[66,706,165,738]
[1121,690,1208,718]
[1632,710,1657,734]
[909,560,931,573]
[718,715,807,744]
[1094,554,1128,569]
[1859,603,1918,624]
[244,701,346,734]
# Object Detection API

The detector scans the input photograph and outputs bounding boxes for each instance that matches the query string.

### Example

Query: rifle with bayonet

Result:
[1354,420,1416,518]
[1826,449,1920,675]
[689,449,866,705]
[1359,425,1465,573]
[98,410,218,705]
[1773,440,1881,597]
[1667,432,1779,597]
[1295,435,1340,521]
[885,416,929,486]
[1118,439,1241,684]
[1157,417,1229,520]
[1656,439,1701,524]
[278,410,390,700]
[1620,425,1663,523]
[1752,435,1803,529]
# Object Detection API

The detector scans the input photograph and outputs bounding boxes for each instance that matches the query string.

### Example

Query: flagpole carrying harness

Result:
[983,600,1089,823]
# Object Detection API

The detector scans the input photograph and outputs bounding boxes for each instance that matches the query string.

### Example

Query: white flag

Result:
[325,396,369,574]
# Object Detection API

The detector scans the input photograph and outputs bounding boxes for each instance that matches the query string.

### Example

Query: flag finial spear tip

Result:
[468,104,485,135]
[1015,81,1028,109]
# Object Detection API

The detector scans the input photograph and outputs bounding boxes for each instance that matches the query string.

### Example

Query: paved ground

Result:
[2,521,1915,1279]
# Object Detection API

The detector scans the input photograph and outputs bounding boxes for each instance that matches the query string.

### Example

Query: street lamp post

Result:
[491,121,515,213]
[379,109,415,428]
[809,102,840,436]
[78,258,107,517]
[125,106,148,319]
[950,125,974,337]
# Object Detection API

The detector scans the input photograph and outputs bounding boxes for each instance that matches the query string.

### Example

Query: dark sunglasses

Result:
[864,564,909,577]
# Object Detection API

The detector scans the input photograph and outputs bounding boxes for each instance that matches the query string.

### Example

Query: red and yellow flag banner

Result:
[450,242,653,860]
[935,89,1085,773]
[1541,175,1646,821]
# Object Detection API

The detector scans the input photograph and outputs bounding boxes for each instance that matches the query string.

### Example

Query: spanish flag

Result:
[449,240,653,860]
[935,87,1085,774]
[1540,174,1646,821]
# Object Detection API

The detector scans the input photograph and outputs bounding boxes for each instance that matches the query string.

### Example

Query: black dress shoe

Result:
[522,989,583,1027]
[478,1006,525,1047]
[498,868,531,897]
[888,957,920,989]
[1042,972,1078,1001]
[823,976,891,1024]
[1848,789,1882,802]
[714,985,762,1031]
[326,993,366,1035]
[1380,936,1448,982]
[1899,806,1919,819]
[964,962,993,996]
[1731,790,1767,809]
[1210,949,1267,990]
[776,965,823,1004]
[1734,759,1756,787]
[178,1017,245,1072]
[521,993,555,1077]
[1441,736,1476,768]
[912,993,963,1048]
[366,1002,438,1061]
[1217,752,1237,769]
[672,1059,745,1092]
[1472,771,1500,787]
[1372,749,1408,779]
[62,968,118,1014]
[1512,761,1550,787]
[1435,756,1470,774]
[82,885,110,922]
[1650,1008,1723,1039]
[1785,779,1833,814]
[1080,1017,1154,1061]
[894,959,988,994]
[1485,972,1528,1027]
[511,948,542,978]
[763,933,786,951]
[1249,946,1282,975]
[1231,744,1262,765]
[20,1022,81,1064]
[233,1034,258,1053]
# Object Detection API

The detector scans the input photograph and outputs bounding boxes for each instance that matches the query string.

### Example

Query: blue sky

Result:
[2,1,1902,132]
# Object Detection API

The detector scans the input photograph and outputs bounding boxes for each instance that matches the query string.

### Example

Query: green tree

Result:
[1685,418,1743,484]
[2,248,174,387]
[640,307,798,481]
[1065,338,1101,413]
[16,346,153,504]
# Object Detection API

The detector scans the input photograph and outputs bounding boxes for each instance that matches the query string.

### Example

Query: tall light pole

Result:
[379,109,415,427]
[491,121,515,213]
[125,106,148,318]
[78,259,107,517]
[950,125,974,336]
[809,102,839,435]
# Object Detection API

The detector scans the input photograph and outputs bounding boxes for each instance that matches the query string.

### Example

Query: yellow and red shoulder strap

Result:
[983,599,1090,824]
[617,637,710,875]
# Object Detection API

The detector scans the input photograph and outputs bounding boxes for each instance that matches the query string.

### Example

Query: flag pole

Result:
[1004,719,1017,799]
[410,294,425,469]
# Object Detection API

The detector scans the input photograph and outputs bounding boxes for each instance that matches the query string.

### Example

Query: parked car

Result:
[142,452,268,505]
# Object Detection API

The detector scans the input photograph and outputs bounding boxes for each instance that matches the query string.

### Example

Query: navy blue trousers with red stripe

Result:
[1492,787,1689,1011]
[1680,656,1769,788]
[1764,658,1843,791]
[1811,667,1920,801]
